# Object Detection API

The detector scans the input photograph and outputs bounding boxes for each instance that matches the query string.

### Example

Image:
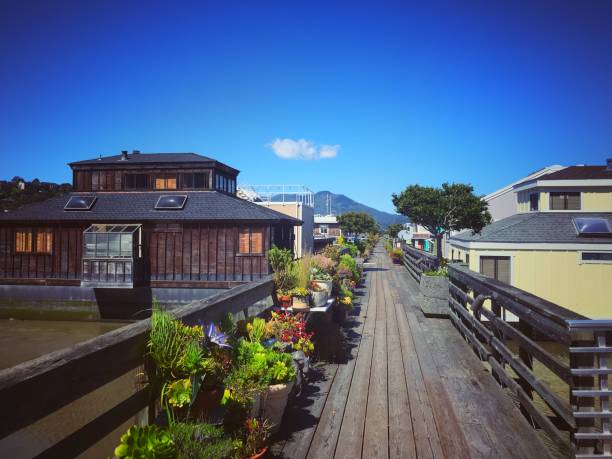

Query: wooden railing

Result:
[448,263,612,457]
[400,243,439,281]
[0,276,274,458]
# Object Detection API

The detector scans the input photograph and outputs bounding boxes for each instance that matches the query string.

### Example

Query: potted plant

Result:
[170,422,240,458]
[239,418,270,459]
[276,289,292,309]
[290,287,310,310]
[309,281,329,308]
[267,246,297,306]
[390,248,404,264]
[223,318,297,434]
[114,425,175,459]
[311,266,333,295]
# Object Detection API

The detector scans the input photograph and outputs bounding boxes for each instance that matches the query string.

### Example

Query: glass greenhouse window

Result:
[83,224,141,259]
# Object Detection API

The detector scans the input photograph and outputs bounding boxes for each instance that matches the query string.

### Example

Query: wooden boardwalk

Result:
[271,246,551,459]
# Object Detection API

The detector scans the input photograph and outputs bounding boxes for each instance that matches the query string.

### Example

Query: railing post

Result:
[518,319,535,426]
[568,321,612,458]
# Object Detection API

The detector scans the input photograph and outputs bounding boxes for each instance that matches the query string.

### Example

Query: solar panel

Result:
[64,196,97,210]
[574,217,612,235]
[155,195,187,210]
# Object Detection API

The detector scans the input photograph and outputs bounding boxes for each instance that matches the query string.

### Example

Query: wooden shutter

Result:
[251,229,263,254]
[16,231,33,253]
[239,228,250,254]
[36,231,53,254]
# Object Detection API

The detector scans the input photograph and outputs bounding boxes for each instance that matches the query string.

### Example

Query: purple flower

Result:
[205,323,232,348]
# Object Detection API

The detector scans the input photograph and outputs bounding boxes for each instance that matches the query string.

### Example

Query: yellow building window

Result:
[15,231,33,253]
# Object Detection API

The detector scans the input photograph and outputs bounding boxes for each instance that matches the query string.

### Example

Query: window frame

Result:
[154,174,178,190]
[237,227,265,256]
[14,230,33,254]
[549,191,581,211]
[578,251,612,264]
[479,255,512,284]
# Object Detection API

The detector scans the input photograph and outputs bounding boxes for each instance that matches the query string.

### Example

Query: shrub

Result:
[312,254,335,273]
[294,255,312,290]
[424,267,448,277]
[322,244,341,263]
[267,246,297,293]
[339,254,361,283]
[170,422,239,459]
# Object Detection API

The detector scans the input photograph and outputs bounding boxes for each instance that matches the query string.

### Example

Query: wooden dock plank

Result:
[385,280,416,458]
[394,300,443,459]
[333,264,378,458]
[306,263,373,459]
[362,268,389,458]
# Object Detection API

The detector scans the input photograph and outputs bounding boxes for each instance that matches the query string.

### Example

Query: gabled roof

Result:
[69,152,239,174]
[0,191,301,224]
[450,212,612,245]
[538,165,612,181]
[483,165,564,201]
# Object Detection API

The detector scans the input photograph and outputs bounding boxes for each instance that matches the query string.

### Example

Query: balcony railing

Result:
[447,263,612,457]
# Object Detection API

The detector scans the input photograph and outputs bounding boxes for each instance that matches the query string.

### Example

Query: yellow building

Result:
[450,159,612,319]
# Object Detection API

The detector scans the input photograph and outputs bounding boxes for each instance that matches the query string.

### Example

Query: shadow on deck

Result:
[269,248,553,459]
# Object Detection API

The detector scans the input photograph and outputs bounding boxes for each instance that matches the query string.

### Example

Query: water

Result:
[0,319,126,369]
[0,319,143,459]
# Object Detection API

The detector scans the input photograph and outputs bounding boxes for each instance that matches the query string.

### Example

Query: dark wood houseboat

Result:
[0,151,299,317]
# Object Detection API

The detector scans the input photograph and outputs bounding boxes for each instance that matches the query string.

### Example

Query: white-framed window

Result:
[579,252,612,264]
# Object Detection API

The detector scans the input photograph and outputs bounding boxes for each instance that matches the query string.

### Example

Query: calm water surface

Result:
[0,319,141,459]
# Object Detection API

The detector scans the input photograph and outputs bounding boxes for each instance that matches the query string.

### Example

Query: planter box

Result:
[292,296,310,311]
[419,275,449,300]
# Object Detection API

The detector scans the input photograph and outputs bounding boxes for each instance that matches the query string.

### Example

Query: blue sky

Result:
[1,0,611,213]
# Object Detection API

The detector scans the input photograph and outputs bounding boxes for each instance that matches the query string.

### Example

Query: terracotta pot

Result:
[277,294,292,308]
[292,296,310,311]
[249,446,268,459]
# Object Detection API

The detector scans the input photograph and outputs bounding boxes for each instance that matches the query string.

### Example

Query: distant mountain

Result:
[314,191,408,229]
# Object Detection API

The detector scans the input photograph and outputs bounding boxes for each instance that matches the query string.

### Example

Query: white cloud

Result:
[267,138,339,160]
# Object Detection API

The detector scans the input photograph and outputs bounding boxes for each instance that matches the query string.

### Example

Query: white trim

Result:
[450,240,612,251]
[484,165,564,200]
[514,179,612,192]
[578,251,612,265]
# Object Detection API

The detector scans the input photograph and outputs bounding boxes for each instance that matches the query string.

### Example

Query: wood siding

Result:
[147,223,272,282]
[0,222,292,285]
[0,225,85,281]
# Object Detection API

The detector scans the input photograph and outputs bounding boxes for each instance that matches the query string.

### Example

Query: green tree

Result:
[385,223,404,239]
[392,183,491,261]
[337,211,379,236]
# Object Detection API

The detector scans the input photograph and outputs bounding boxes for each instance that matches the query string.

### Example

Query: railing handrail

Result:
[0,275,274,454]
[446,263,612,458]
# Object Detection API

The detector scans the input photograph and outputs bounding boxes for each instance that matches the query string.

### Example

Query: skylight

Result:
[155,195,187,210]
[64,196,97,210]
[574,217,612,235]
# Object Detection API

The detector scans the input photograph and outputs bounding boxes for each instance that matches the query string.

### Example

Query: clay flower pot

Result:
[249,446,268,459]
[277,294,292,309]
